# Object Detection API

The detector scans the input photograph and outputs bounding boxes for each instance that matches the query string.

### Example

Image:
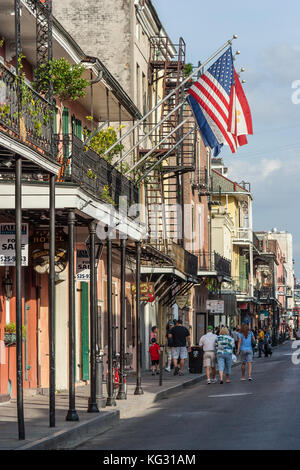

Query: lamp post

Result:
[85,225,104,410]
[134,241,143,395]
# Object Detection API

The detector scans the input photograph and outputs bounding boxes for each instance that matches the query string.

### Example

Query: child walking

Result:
[149,337,160,375]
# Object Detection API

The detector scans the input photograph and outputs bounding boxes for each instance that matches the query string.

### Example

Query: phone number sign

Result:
[0,223,29,266]
[76,249,91,281]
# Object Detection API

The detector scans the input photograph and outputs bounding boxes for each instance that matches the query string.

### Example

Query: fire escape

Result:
[139,36,196,255]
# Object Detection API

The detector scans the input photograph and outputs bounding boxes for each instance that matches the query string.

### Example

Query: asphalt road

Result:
[76,341,300,450]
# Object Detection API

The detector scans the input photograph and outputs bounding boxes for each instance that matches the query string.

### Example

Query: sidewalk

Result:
[0,366,208,450]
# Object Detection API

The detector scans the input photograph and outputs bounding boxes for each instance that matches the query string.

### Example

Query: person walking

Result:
[258,328,264,357]
[149,338,160,375]
[199,325,218,384]
[150,326,158,343]
[171,319,191,376]
[215,327,235,384]
[165,321,174,372]
[232,327,240,353]
[264,328,272,357]
[237,324,255,381]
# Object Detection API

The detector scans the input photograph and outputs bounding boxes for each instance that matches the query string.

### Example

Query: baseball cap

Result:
[207,325,213,331]
[169,321,174,326]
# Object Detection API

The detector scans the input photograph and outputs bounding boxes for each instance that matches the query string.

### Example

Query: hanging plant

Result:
[15,54,52,138]
[101,184,116,206]
[33,58,89,102]
[83,126,124,164]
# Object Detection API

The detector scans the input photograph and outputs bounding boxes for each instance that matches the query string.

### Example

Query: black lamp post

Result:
[85,223,103,412]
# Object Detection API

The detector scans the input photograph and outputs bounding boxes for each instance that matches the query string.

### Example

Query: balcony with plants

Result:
[0,52,53,159]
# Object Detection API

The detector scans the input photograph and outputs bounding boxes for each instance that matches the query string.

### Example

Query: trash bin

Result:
[189,346,203,374]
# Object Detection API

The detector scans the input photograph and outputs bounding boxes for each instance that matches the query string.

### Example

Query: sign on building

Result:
[76,249,91,281]
[0,223,28,266]
[131,282,155,301]
[176,295,189,309]
[206,299,224,314]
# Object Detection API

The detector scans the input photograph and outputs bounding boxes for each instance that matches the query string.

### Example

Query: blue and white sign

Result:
[0,223,28,266]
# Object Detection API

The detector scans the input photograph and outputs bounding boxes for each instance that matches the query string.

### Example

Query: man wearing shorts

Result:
[171,319,191,376]
[199,325,218,384]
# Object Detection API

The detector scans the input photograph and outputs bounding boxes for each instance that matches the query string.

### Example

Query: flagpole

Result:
[104,35,238,159]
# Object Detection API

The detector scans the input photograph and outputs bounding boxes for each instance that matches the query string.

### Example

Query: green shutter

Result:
[63,107,69,159]
[52,99,57,134]
[76,120,82,140]
[81,282,90,381]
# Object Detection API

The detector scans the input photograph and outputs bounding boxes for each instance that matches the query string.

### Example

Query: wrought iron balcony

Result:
[197,251,231,278]
[232,276,250,295]
[54,134,139,207]
[168,242,198,277]
[0,61,53,157]
[258,285,275,299]
[191,169,210,193]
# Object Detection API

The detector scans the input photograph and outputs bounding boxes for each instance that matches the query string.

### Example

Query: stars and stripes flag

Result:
[187,47,252,156]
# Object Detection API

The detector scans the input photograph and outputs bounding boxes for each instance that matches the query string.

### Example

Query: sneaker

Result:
[248,377,253,381]
[220,380,223,384]
[152,373,155,376]
[240,378,246,381]
[165,367,171,373]
[207,379,211,384]
[156,371,160,375]
[211,378,217,384]
[174,366,179,376]
[179,371,184,376]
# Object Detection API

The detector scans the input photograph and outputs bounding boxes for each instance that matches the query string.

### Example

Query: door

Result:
[81,282,89,381]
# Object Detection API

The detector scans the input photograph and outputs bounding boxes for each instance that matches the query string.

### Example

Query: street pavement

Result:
[76,341,300,450]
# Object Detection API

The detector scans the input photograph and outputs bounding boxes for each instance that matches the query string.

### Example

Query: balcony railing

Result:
[258,286,275,299]
[191,170,210,192]
[232,276,250,294]
[0,61,53,157]
[197,251,231,278]
[55,134,139,206]
[233,228,252,242]
[169,242,198,277]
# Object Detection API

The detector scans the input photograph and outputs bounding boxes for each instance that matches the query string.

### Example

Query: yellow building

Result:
[211,164,254,326]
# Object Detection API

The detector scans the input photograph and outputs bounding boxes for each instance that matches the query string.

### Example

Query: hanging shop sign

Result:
[205,277,218,294]
[76,249,91,281]
[31,229,67,274]
[131,282,155,302]
[0,223,28,266]
[259,309,269,318]
[32,248,67,274]
[176,295,189,309]
[206,299,224,314]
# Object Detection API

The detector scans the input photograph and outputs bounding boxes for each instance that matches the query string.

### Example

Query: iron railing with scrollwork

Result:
[0,61,53,157]
[197,251,231,278]
[54,133,139,207]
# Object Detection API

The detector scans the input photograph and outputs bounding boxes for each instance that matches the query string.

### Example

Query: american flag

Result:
[187,47,252,155]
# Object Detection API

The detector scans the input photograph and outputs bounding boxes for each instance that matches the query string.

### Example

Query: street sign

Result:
[0,223,28,266]
[206,299,224,314]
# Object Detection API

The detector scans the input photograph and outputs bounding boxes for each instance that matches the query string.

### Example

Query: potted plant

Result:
[4,322,26,346]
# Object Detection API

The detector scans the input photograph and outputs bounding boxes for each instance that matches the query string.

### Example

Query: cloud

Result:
[228,157,282,183]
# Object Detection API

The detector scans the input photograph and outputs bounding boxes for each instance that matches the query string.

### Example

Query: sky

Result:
[152,0,300,279]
